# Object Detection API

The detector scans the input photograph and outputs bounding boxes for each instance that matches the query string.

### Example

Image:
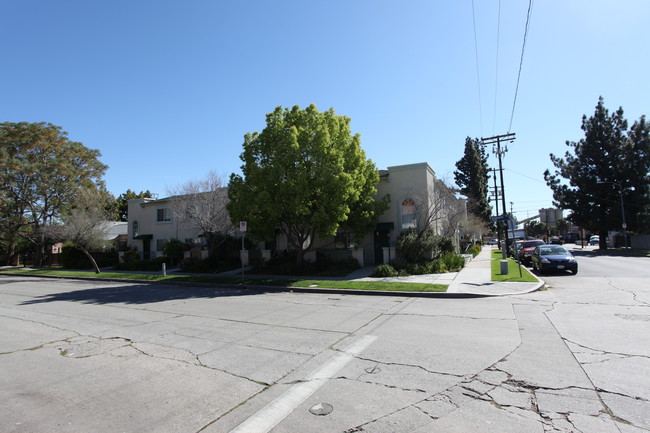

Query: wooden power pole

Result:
[482,133,516,259]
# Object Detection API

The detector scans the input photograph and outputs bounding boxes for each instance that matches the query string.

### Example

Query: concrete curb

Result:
[0,271,537,299]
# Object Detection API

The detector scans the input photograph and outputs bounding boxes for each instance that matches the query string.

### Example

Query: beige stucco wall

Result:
[127,198,204,258]
[375,162,438,246]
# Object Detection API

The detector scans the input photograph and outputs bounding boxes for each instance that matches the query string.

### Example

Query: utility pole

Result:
[490,169,501,248]
[482,133,516,259]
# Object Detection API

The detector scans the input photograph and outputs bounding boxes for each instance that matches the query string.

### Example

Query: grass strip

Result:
[490,250,538,283]
[290,280,447,292]
[0,269,447,293]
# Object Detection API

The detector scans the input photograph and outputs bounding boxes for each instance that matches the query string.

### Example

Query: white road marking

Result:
[229,334,378,433]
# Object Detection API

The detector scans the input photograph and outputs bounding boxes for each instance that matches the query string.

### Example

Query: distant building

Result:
[539,208,563,228]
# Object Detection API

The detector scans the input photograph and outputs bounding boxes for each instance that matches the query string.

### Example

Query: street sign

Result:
[239,221,247,232]
[491,215,508,222]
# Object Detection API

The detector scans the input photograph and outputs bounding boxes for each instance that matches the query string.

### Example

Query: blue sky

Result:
[2,0,649,222]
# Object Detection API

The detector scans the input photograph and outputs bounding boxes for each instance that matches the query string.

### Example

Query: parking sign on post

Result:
[239,221,247,232]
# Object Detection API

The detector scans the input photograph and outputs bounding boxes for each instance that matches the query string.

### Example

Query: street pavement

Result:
[1,245,648,433]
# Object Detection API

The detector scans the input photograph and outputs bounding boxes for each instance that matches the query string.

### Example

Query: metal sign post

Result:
[239,221,247,281]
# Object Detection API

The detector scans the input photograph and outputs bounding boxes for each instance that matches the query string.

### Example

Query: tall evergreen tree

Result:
[454,137,491,225]
[114,189,153,222]
[544,97,650,249]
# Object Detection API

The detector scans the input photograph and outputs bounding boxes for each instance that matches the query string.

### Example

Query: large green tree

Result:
[454,137,491,225]
[0,122,107,265]
[544,98,650,249]
[227,104,388,265]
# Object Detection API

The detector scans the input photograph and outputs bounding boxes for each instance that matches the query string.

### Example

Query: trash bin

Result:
[500,260,509,275]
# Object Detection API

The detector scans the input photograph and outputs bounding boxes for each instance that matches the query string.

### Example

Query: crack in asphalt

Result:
[564,338,650,362]
[605,277,650,307]
[351,355,467,378]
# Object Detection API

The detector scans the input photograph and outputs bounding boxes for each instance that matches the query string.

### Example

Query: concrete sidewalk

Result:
[446,246,543,296]
[350,246,543,296]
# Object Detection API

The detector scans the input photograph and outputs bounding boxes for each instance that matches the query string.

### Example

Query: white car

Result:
[588,235,599,245]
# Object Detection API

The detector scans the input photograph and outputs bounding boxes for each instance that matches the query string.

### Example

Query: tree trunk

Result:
[78,247,101,273]
[599,229,608,250]
[296,248,305,268]
[6,241,16,266]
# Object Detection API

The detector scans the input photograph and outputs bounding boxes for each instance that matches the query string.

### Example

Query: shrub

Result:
[469,244,481,257]
[389,256,409,271]
[396,230,457,262]
[163,238,187,266]
[430,259,447,273]
[372,264,398,277]
[396,230,436,262]
[60,244,118,269]
[411,262,433,275]
[432,236,455,258]
[441,253,465,272]
[251,250,360,277]
[114,256,168,271]
[122,250,140,263]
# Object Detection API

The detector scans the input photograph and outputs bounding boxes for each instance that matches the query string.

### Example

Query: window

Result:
[157,208,172,223]
[156,239,168,252]
[185,238,202,247]
[335,231,354,249]
[401,198,417,230]
[132,221,139,238]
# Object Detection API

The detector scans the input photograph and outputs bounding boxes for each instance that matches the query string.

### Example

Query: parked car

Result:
[516,240,546,265]
[531,245,578,275]
[562,233,579,243]
[588,235,599,245]
[486,239,498,246]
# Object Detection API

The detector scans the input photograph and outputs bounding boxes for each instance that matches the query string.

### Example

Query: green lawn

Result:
[0,269,448,293]
[490,250,538,283]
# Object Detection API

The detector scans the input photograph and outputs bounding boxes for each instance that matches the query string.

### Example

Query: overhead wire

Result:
[492,0,501,135]
[471,0,483,135]
[508,0,535,133]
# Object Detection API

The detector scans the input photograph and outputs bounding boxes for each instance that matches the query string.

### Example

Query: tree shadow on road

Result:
[571,249,649,258]
[15,278,269,306]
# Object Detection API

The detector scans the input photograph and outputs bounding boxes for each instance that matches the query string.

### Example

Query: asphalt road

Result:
[1,251,648,433]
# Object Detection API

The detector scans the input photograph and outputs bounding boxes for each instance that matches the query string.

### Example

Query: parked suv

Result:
[516,240,546,265]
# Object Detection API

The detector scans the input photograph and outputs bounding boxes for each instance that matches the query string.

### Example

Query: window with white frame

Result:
[156,208,172,223]
[132,220,139,238]
[156,239,168,252]
[401,198,417,230]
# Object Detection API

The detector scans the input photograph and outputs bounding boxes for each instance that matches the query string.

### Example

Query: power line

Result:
[508,0,535,133]
[492,0,501,135]
[504,167,546,184]
[471,0,483,135]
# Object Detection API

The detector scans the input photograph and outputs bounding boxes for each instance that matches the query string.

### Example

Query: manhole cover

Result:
[309,403,333,416]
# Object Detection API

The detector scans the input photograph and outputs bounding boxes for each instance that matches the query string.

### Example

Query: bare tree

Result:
[166,171,234,256]
[462,213,489,243]
[47,188,111,273]
[412,179,467,239]
[397,180,468,260]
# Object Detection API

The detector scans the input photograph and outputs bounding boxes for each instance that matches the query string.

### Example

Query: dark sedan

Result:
[531,245,578,275]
